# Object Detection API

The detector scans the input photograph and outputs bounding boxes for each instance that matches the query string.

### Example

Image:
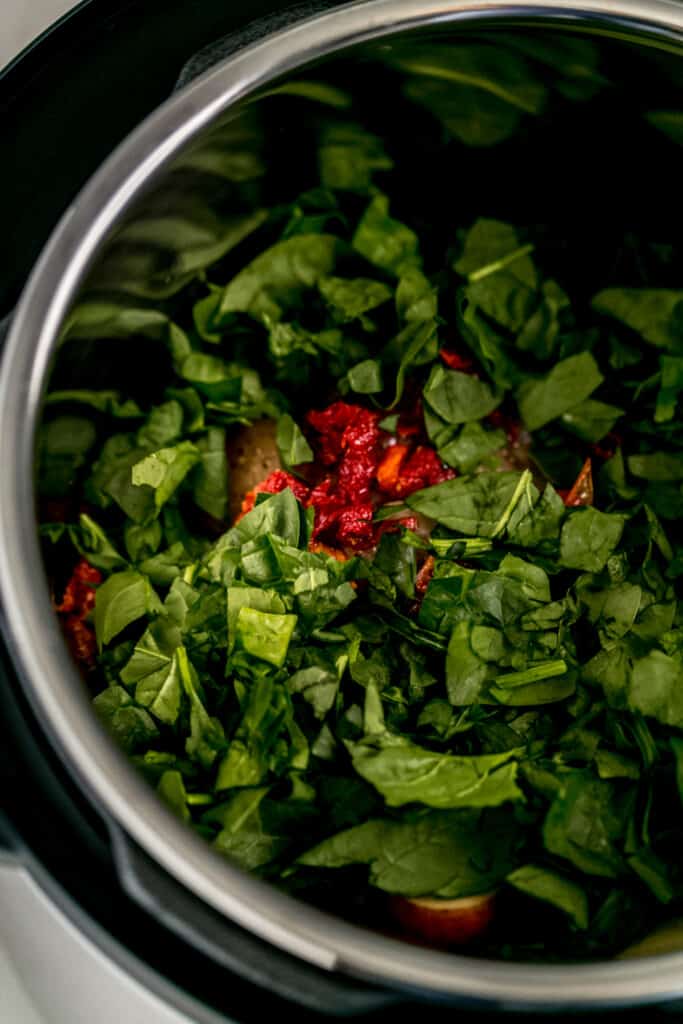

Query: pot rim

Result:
[3,0,683,1006]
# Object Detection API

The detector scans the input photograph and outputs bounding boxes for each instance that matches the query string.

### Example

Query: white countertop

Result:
[0,857,205,1023]
[2,0,80,71]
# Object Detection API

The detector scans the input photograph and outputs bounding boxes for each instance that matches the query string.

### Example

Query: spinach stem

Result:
[468,243,535,283]
[491,468,533,538]
[494,659,568,688]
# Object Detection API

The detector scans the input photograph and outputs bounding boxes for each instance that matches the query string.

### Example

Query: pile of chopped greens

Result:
[37,34,683,960]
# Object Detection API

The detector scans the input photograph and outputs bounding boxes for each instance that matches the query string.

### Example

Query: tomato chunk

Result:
[55,559,102,669]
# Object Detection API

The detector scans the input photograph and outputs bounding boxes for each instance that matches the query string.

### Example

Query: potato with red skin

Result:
[388,892,496,947]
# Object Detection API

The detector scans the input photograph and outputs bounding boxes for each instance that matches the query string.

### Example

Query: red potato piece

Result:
[227,419,281,522]
[388,892,496,947]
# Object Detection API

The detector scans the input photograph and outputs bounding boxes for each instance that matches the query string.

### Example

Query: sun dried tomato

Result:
[376,445,411,492]
[377,444,454,499]
[56,559,102,615]
[62,615,98,667]
[439,348,475,373]
[415,555,435,595]
[337,445,381,503]
[340,407,381,455]
[304,402,384,548]
[307,485,375,550]
[306,476,341,538]
[308,541,349,562]
[334,503,375,549]
[561,458,594,508]
[306,403,348,465]
[306,475,336,507]
[55,559,102,669]
[308,402,382,502]
[375,515,420,540]
[310,502,345,543]
[238,402,452,553]
[303,400,456,549]
[234,400,450,551]
[238,470,311,520]
[307,402,378,467]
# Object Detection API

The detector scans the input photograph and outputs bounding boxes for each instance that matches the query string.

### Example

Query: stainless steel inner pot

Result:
[4,0,683,1010]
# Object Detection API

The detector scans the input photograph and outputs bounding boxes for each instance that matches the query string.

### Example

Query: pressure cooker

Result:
[4,1,683,1019]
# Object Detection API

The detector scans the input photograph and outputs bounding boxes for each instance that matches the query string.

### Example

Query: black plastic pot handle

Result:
[109,823,398,1017]
[174,0,341,91]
